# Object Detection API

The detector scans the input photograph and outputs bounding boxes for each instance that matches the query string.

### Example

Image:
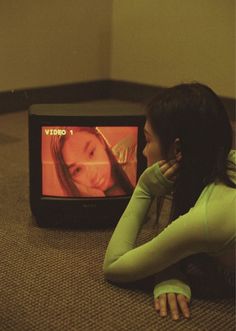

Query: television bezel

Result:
[29,103,147,228]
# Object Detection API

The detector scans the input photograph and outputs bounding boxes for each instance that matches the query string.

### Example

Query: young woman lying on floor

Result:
[103,83,235,321]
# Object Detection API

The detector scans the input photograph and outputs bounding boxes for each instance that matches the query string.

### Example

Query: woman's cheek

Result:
[143,144,155,166]
[149,143,163,166]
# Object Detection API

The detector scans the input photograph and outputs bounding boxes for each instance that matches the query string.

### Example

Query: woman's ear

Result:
[174,138,182,160]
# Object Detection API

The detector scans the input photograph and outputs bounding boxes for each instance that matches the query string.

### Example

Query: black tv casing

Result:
[28,101,147,228]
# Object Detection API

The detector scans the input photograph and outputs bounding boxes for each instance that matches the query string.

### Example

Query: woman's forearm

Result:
[103,163,174,279]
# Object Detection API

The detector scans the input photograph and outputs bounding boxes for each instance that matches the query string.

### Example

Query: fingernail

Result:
[173,314,179,320]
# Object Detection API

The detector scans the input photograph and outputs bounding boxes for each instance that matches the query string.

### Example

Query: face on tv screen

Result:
[42,126,138,198]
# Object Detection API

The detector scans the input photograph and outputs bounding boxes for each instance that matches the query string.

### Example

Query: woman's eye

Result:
[72,167,81,177]
[89,148,95,158]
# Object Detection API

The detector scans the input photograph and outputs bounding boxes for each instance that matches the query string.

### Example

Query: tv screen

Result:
[29,101,146,228]
[41,126,138,198]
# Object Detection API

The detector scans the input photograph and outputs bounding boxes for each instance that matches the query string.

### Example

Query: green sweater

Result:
[103,151,236,301]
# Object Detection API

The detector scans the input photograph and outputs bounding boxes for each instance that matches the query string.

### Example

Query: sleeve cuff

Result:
[153,279,191,301]
[139,163,174,197]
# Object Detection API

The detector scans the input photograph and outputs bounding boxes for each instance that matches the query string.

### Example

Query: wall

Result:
[0,0,112,91]
[111,0,235,98]
[0,1,235,98]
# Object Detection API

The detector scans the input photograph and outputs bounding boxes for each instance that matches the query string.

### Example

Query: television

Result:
[28,101,147,228]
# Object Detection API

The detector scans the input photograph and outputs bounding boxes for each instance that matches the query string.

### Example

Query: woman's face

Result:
[62,131,112,191]
[143,120,164,166]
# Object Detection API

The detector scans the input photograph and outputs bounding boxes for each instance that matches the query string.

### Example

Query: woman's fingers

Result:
[167,293,179,320]
[75,183,105,197]
[154,294,190,320]
[158,294,167,316]
[159,160,180,180]
[154,298,160,311]
[177,294,190,318]
[157,160,166,167]
[176,152,182,162]
[164,162,180,180]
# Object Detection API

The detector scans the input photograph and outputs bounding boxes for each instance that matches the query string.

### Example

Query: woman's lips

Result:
[97,176,105,188]
[92,174,105,189]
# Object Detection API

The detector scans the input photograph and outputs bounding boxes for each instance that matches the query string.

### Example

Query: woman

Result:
[51,127,134,197]
[103,83,235,321]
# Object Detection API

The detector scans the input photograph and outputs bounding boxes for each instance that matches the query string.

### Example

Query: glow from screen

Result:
[41,126,138,197]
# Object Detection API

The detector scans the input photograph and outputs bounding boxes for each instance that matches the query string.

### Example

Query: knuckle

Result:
[155,300,160,307]
[167,293,176,302]
[177,294,187,302]
[167,292,175,298]
[171,309,178,315]
[183,309,189,314]
[177,294,185,298]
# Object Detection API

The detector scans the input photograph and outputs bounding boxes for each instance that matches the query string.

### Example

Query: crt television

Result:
[28,101,147,228]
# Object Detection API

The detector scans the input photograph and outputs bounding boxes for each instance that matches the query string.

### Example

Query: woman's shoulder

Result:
[227,149,236,184]
[205,149,236,196]
[204,181,235,252]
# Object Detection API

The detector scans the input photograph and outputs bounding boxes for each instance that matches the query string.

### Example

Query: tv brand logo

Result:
[44,129,67,136]
[82,204,97,208]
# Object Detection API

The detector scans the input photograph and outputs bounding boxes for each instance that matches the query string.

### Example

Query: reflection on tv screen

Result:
[42,126,138,197]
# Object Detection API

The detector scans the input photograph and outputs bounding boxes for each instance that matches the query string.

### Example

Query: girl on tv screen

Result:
[103,83,235,321]
[47,126,136,197]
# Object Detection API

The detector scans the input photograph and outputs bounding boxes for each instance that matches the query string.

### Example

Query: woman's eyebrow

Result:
[84,140,92,153]
[66,140,93,170]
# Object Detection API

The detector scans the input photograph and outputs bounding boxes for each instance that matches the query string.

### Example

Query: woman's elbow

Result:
[103,260,113,280]
[103,262,128,283]
[103,263,118,282]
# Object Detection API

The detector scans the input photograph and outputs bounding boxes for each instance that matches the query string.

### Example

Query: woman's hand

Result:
[154,293,190,320]
[75,183,105,197]
[158,153,182,182]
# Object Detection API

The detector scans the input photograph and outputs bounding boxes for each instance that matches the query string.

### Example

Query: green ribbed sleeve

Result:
[152,263,192,301]
[103,162,208,283]
[153,279,191,301]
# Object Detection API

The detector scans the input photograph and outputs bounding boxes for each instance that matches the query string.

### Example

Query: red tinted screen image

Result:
[42,126,138,197]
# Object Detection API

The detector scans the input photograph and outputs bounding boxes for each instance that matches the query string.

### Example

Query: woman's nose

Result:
[143,145,147,158]
[79,161,94,176]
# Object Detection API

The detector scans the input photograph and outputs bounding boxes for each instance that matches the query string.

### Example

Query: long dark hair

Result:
[51,127,133,197]
[146,83,235,221]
